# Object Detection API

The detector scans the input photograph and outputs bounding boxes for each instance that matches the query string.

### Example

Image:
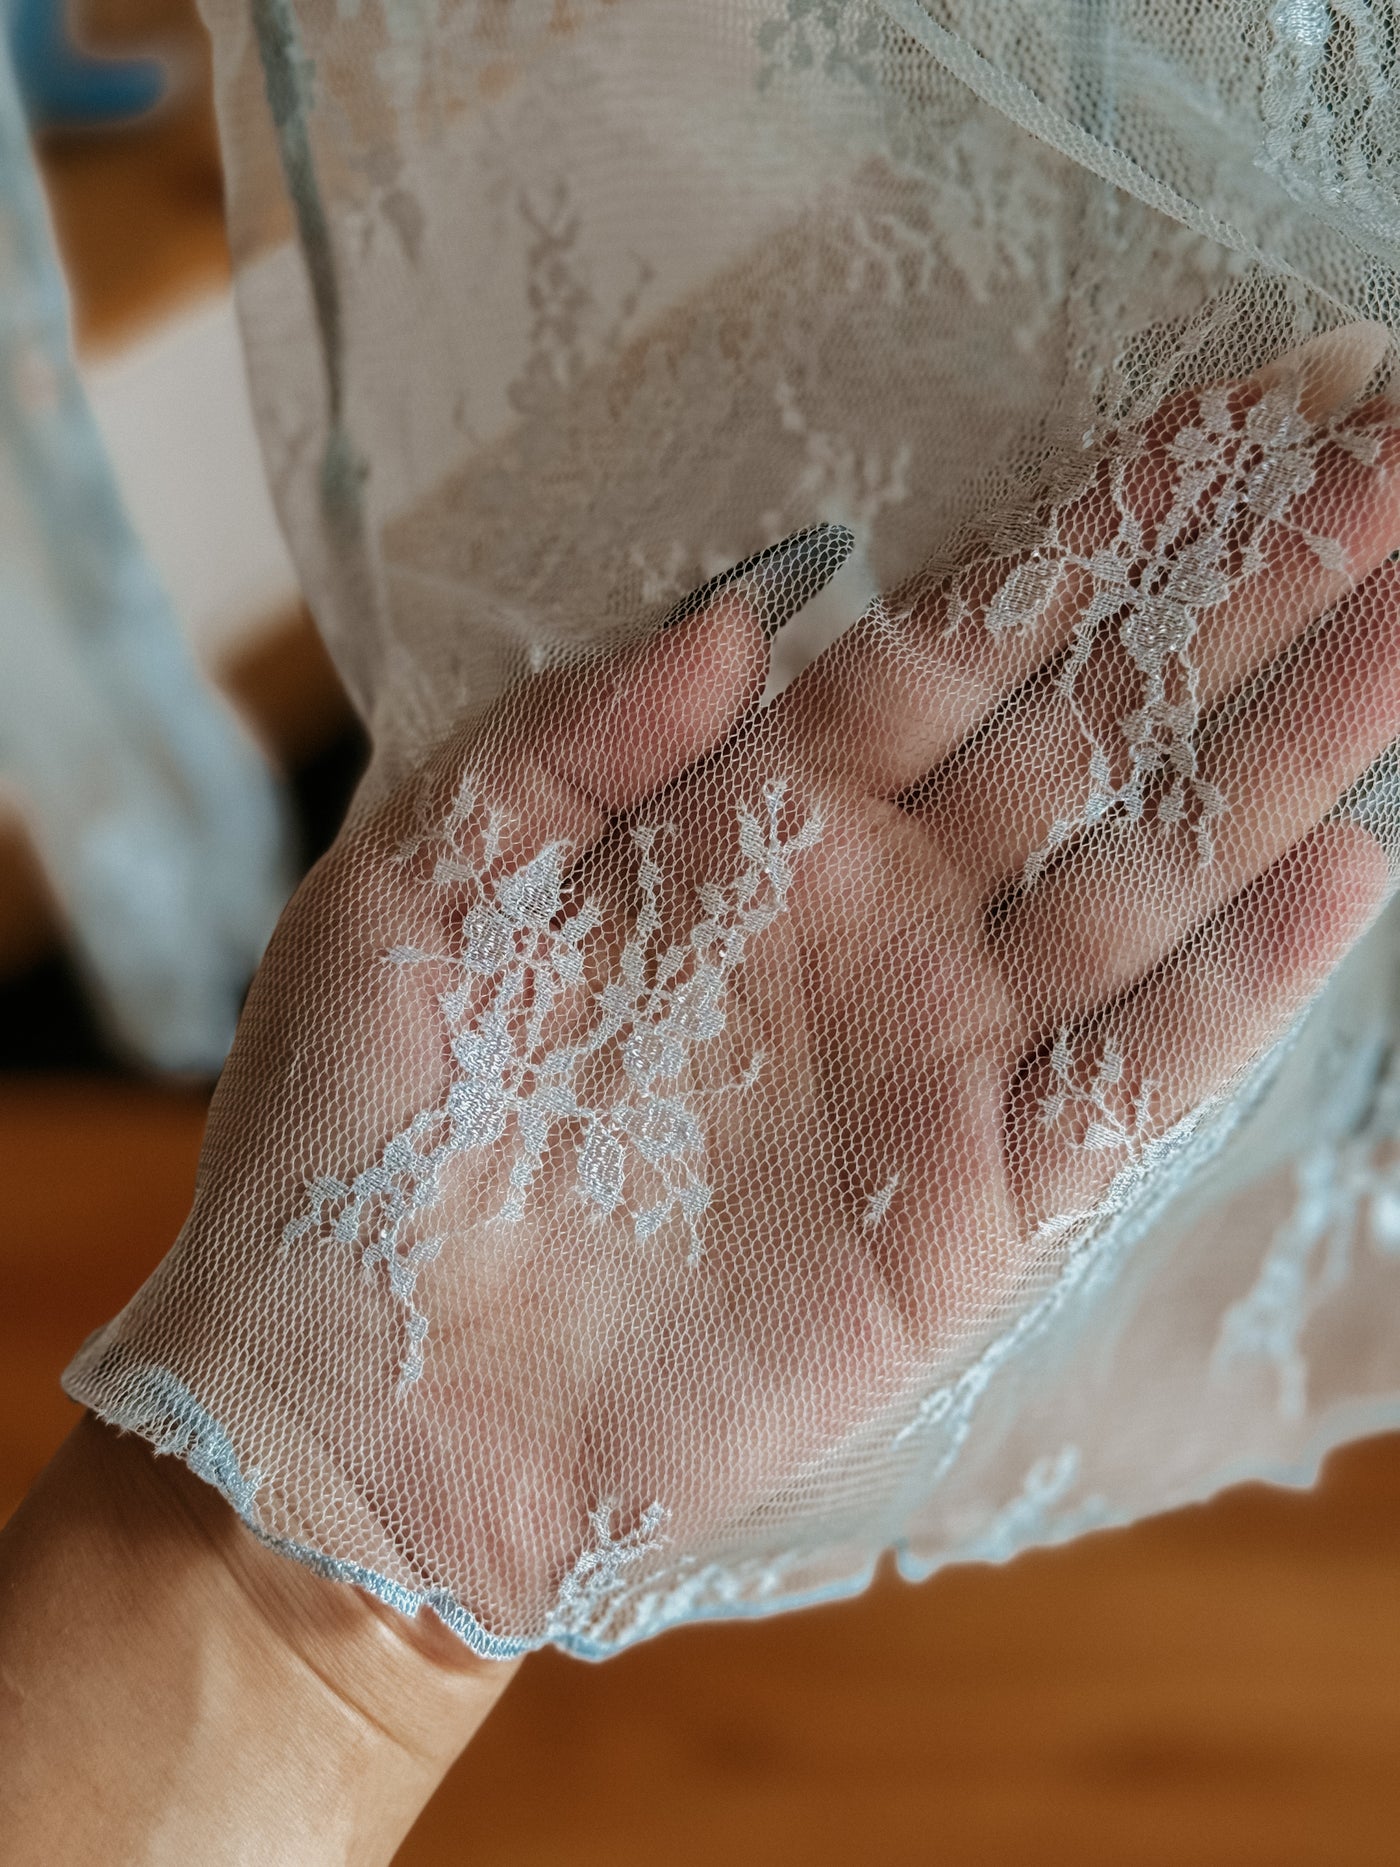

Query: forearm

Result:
[0,1414,516,1866]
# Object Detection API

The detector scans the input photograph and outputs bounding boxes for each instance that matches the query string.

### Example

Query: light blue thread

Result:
[67,1347,1400,1660]
[70,1354,531,1661]
[898,1444,1110,1580]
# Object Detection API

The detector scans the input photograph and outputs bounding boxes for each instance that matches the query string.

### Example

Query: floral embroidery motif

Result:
[951,1446,1107,1567]
[1215,1035,1400,1419]
[941,379,1388,885]
[1040,1030,1157,1157]
[755,0,885,93]
[545,1499,669,1642]
[775,376,912,538]
[284,782,823,1384]
[1262,0,1400,250]
[843,115,1072,350]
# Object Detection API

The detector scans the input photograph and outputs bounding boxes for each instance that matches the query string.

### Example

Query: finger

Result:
[723,789,1019,1345]
[411,588,767,884]
[1010,819,1388,1229]
[771,325,1390,799]
[1000,559,1400,1019]
[914,390,1400,893]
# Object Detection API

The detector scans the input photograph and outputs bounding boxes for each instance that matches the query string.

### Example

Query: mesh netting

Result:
[65,0,1400,1656]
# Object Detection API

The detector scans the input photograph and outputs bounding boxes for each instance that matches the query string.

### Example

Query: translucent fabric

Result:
[0,33,287,1070]
[66,0,1400,1656]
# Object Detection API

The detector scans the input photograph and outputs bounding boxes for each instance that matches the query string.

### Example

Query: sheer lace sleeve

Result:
[65,0,1400,1656]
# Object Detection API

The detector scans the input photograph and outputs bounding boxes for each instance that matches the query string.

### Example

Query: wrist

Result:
[0,1414,516,1866]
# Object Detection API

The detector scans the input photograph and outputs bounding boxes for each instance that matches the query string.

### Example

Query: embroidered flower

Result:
[285,782,823,1383]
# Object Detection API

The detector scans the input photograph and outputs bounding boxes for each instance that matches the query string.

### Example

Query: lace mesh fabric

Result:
[63,0,1400,1656]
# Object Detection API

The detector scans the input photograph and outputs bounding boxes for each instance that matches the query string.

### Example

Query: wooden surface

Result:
[2,1076,1399,1867]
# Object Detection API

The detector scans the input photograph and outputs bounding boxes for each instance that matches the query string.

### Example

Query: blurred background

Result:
[1,4,1398,1862]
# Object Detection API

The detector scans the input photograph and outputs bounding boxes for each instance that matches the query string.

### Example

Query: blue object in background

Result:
[6,0,164,128]
[0,25,291,1070]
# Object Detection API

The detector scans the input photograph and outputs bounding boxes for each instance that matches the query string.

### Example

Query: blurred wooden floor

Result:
[3,1076,1399,1867]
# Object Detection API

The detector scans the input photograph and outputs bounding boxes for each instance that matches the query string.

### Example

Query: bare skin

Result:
[0,1415,516,1865]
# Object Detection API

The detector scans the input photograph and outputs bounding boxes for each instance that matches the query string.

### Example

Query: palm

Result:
[181,334,1400,1638]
